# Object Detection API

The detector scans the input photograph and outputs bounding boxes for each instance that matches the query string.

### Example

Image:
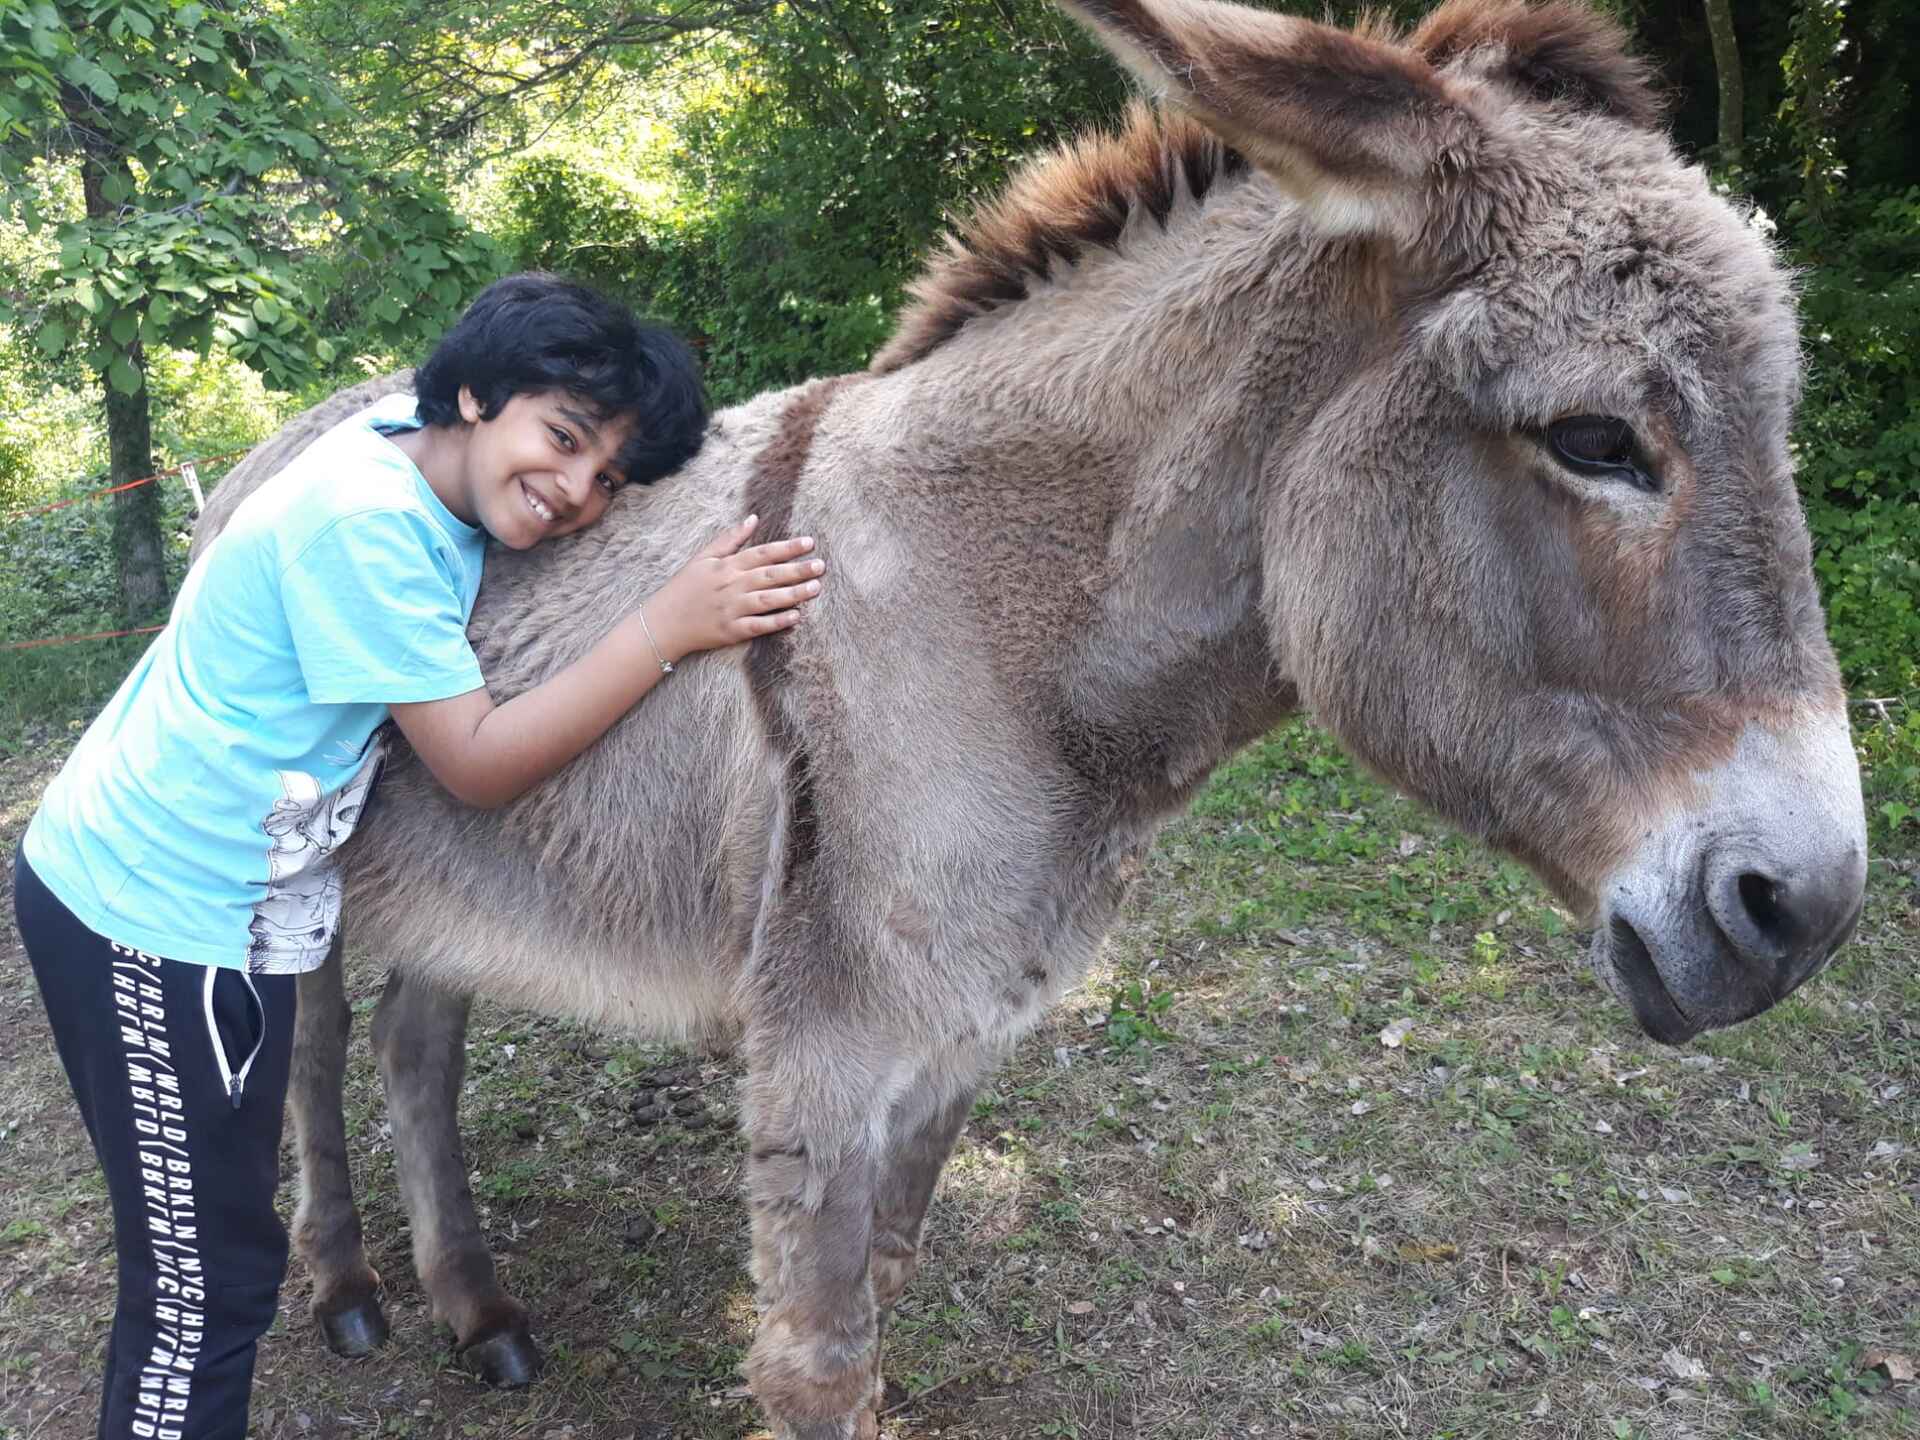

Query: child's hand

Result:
[641,515,824,663]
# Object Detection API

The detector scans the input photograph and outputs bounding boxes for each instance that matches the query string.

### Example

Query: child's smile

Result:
[521,480,558,525]
[396,388,636,550]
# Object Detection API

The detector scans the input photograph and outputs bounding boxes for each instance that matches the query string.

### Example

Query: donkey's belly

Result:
[338,657,776,1040]
[342,827,745,1040]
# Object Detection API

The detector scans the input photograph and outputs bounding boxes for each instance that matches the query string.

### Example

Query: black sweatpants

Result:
[12,845,297,1440]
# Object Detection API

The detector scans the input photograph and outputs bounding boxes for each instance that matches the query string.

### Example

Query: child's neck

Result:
[389,425,477,526]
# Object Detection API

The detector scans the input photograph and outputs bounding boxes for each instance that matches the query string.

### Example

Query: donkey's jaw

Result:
[1591,712,1867,1043]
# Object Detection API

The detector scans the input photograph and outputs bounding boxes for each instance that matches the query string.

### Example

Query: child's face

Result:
[455,387,637,550]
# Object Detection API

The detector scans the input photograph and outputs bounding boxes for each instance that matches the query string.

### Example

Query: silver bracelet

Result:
[638,604,674,674]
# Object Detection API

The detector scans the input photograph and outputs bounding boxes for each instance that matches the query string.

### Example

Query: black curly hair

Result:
[413,272,708,485]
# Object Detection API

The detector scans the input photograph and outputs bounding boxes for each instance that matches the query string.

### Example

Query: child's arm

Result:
[390,517,821,809]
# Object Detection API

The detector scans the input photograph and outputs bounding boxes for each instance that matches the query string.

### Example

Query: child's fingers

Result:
[734,535,815,568]
[747,580,821,613]
[741,609,802,637]
[743,559,824,591]
[696,514,761,560]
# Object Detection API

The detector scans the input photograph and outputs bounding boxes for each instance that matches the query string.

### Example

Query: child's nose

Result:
[557,462,596,506]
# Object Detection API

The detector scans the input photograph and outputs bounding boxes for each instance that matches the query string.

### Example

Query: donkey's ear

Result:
[1056,0,1478,244]
[1408,0,1662,130]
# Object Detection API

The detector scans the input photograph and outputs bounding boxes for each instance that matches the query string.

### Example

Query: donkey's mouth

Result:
[1605,916,1699,1045]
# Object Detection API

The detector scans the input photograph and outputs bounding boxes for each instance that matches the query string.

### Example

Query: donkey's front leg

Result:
[370,968,541,1387]
[741,1074,883,1440]
[871,1084,978,1314]
[290,935,388,1356]
[866,1082,980,1406]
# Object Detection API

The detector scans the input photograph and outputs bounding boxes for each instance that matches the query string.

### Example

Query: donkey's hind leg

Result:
[370,968,542,1387]
[290,935,389,1356]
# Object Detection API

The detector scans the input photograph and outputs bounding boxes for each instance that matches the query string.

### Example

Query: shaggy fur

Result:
[191,1,1865,1434]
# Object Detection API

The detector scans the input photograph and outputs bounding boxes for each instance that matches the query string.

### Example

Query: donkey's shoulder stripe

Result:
[742,374,864,552]
[741,374,867,900]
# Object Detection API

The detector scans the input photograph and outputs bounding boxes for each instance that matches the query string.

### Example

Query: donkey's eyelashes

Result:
[1548,415,1633,468]
[1543,415,1660,492]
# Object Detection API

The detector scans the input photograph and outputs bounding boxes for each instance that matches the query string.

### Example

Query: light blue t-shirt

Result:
[25,392,488,973]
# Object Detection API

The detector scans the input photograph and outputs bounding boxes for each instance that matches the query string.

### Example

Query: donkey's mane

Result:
[871,0,1659,375]
[870,101,1247,375]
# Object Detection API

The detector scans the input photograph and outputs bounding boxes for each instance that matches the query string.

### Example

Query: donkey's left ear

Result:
[1057,0,1480,247]
[1408,0,1662,131]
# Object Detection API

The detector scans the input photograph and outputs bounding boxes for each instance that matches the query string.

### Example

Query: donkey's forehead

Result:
[1428,118,1798,417]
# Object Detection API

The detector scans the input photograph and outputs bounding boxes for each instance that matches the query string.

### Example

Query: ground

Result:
[1,722,1915,1440]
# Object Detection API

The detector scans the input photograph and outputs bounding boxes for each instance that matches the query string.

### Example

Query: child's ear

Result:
[457,385,482,424]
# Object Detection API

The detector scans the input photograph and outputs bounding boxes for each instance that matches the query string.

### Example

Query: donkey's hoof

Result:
[460,1327,543,1388]
[316,1296,390,1358]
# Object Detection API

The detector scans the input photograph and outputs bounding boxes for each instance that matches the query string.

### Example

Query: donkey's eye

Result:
[1545,415,1658,491]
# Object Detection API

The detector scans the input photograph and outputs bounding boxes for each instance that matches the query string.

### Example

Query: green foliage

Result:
[0,0,500,401]
[1773,0,1850,215]
[1855,703,1920,847]
[0,346,294,750]
[1787,187,1920,700]
[1104,978,1176,1050]
[502,0,1129,402]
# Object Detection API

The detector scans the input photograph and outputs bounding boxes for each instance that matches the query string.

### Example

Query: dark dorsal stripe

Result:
[741,374,864,899]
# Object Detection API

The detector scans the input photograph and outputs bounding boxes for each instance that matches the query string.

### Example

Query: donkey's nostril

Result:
[1711,865,1803,963]
[1706,848,1864,984]
[1737,871,1786,939]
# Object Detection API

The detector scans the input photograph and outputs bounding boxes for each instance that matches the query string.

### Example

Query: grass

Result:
[1,719,1916,1440]
[0,635,154,755]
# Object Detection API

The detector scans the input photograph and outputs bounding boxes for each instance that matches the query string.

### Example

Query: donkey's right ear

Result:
[1058,0,1478,246]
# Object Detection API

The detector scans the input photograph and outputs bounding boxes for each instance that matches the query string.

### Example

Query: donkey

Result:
[194,0,1867,1433]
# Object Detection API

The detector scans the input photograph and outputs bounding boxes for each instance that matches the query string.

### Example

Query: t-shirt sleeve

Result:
[279,508,486,705]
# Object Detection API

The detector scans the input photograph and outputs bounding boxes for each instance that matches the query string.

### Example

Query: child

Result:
[9,272,824,1439]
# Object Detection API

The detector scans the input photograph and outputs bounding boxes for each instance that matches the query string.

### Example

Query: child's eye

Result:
[548,425,576,452]
[596,472,621,494]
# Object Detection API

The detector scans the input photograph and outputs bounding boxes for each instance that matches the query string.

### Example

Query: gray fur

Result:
[193,1,1867,1431]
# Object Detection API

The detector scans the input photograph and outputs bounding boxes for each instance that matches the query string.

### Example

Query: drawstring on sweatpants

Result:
[202,966,265,1107]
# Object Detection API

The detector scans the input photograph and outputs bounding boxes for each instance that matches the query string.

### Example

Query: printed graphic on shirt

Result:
[246,742,383,974]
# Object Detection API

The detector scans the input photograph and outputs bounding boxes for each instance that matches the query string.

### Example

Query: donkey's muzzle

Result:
[1600,838,1866,1045]
[1593,712,1868,1044]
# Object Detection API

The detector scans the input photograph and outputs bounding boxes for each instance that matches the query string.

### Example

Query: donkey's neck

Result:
[867,174,1388,811]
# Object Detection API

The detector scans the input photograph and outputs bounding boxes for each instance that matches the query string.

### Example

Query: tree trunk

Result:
[1702,0,1744,168]
[79,143,167,621]
[105,343,167,622]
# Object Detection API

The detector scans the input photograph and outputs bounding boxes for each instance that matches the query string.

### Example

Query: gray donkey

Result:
[193,0,1868,1434]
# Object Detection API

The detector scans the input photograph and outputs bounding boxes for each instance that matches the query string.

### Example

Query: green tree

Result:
[505,0,1134,400]
[288,0,778,170]
[0,0,498,621]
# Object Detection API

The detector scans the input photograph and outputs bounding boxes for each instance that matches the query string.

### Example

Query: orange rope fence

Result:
[1,625,167,653]
[3,448,250,523]
[2,448,251,653]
